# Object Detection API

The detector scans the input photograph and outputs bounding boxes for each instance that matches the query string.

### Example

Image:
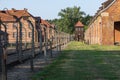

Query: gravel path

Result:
[0,43,68,80]
[6,47,62,80]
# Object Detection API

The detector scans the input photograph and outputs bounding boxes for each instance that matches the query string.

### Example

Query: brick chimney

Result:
[11,8,16,12]
[24,8,28,11]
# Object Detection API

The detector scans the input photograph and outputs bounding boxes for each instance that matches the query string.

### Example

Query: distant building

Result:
[0,8,56,47]
[74,21,84,41]
[50,24,55,39]
[40,19,55,42]
[85,0,120,45]
[0,8,39,45]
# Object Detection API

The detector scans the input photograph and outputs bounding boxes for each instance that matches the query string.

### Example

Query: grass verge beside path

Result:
[32,41,120,80]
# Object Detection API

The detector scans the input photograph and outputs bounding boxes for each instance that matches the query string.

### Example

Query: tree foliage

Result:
[47,6,92,34]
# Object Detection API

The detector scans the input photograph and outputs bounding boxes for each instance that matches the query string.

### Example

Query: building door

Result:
[114,21,120,44]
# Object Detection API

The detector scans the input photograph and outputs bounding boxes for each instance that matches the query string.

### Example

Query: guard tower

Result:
[74,21,84,41]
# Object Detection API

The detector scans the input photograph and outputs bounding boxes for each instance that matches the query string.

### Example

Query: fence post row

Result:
[0,8,75,80]
[4,8,23,63]
[9,15,23,63]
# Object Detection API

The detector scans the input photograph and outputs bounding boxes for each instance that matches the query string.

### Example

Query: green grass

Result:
[32,41,120,80]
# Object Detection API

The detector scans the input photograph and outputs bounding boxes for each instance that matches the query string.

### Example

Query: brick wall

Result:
[85,0,120,45]
[1,17,38,44]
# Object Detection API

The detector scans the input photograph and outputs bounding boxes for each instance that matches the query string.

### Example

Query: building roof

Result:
[0,8,33,19]
[51,24,55,29]
[34,17,41,22]
[41,19,51,28]
[89,0,116,26]
[95,0,114,15]
[0,12,16,22]
[102,0,113,9]
[75,21,84,27]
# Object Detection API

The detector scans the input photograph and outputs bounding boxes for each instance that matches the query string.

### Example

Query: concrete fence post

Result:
[50,40,53,58]
[18,21,23,63]
[0,22,8,80]
[0,47,7,80]
[44,27,47,63]
[27,20,35,71]
[39,29,42,54]
[55,31,58,52]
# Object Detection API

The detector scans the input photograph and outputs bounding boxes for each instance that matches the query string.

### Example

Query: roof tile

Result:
[0,13,16,22]
[41,19,51,27]
[75,21,84,27]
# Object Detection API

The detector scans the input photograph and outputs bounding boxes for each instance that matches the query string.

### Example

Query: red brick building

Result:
[0,8,39,44]
[85,0,120,45]
[0,8,56,47]
[74,21,84,41]
[40,19,55,42]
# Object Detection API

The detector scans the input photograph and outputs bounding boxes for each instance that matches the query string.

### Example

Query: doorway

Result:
[114,21,120,45]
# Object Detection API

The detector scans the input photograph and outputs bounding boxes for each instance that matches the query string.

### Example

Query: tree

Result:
[47,6,92,33]
[58,6,85,34]
[82,15,93,30]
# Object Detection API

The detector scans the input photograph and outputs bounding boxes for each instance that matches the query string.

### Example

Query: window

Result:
[81,28,84,31]
[28,32,32,38]
[76,28,78,31]
[28,23,32,29]
[50,28,52,34]
[4,23,8,29]
[23,16,28,20]
[13,23,18,29]
[22,32,25,37]
[77,28,84,31]
[13,32,17,38]
[18,32,25,38]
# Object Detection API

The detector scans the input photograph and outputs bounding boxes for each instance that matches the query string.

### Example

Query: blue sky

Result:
[0,0,106,19]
